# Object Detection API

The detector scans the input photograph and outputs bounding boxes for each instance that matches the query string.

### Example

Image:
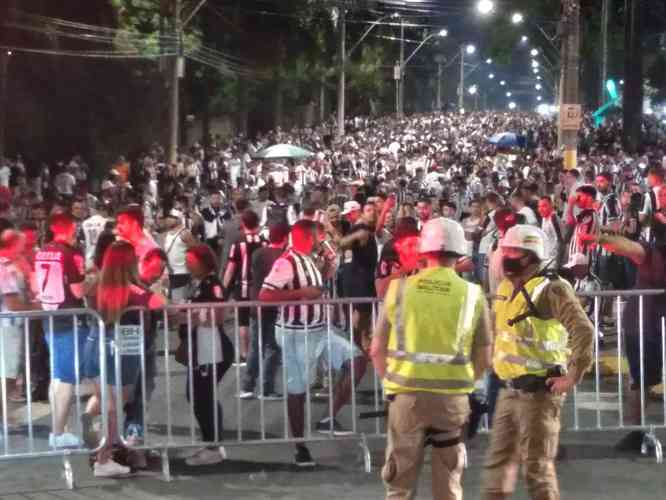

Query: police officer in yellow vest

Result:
[482,225,594,500]
[371,217,493,500]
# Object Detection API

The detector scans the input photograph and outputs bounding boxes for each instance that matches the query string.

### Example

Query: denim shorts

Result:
[82,325,142,387]
[276,325,361,394]
[43,320,89,384]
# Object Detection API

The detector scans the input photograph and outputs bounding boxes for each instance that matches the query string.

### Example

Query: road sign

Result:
[394,63,401,81]
[560,104,582,131]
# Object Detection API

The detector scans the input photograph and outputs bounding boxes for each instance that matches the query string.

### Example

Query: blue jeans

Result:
[242,310,280,394]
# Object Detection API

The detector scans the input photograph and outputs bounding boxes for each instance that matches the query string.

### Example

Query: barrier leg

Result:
[641,426,663,464]
[63,453,75,490]
[359,433,371,473]
[161,447,172,482]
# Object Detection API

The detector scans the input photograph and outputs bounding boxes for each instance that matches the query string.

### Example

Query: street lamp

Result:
[459,44,477,110]
[521,35,528,43]
[500,80,506,86]
[477,0,495,15]
[531,60,539,68]
[536,75,542,80]
[466,44,477,55]
[530,48,539,57]
[486,58,492,64]
[535,84,542,90]
[469,85,478,95]
[489,73,495,79]
[537,96,543,101]
[533,68,539,74]
[511,13,524,24]
[399,27,448,115]
[506,92,512,97]
[508,102,517,110]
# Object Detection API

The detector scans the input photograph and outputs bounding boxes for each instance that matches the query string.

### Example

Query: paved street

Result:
[1,330,666,499]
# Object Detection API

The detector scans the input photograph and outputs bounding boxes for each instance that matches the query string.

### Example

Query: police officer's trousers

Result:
[482,388,565,500]
[382,392,469,500]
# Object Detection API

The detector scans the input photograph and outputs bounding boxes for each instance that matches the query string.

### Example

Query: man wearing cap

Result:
[371,218,492,500]
[162,207,198,303]
[482,225,594,500]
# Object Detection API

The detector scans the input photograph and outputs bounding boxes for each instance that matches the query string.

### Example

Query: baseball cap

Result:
[341,200,361,215]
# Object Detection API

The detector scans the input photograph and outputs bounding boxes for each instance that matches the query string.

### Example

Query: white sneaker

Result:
[185,446,227,466]
[49,432,81,448]
[239,391,255,400]
[94,459,131,477]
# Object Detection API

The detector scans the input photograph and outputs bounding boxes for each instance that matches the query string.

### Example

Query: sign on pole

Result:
[393,63,401,81]
[560,104,582,131]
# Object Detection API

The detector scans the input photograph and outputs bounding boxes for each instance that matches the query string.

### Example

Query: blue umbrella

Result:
[488,132,520,148]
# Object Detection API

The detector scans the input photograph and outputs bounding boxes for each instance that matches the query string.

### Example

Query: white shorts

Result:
[0,324,24,379]
[276,325,361,394]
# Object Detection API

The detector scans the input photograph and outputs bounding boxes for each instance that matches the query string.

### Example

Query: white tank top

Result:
[164,228,188,275]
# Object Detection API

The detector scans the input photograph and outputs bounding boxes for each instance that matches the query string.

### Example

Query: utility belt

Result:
[498,366,564,393]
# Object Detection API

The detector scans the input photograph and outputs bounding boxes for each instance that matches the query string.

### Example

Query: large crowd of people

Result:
[0,109,665,478]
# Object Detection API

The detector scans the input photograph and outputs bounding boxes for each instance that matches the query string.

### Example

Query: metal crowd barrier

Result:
[113,299,384,481]
[568,289,666,463]
[2,289,666,489]
[0,308,109,489]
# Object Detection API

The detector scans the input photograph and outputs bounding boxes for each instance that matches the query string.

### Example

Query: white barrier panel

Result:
[0,308,109,489]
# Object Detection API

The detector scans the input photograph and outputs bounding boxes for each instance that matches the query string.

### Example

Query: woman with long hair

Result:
[84,241,166,477]
[178,244,233,466]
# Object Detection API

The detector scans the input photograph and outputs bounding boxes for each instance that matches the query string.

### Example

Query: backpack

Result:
[266,202,289,226]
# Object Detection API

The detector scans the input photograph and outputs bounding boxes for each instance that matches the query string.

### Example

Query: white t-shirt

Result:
[82,214,109,268]
[0,165,11,188]
[518,206,539,226]
[55,172,76,195]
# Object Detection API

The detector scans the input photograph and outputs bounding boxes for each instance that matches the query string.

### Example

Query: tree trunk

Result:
[623,0,643,153]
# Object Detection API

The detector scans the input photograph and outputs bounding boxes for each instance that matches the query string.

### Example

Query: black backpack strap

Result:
[506,272,560,327]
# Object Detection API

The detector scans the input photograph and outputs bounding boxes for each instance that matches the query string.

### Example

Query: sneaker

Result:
[615,430,646,453]
[239,391,256,400]
[81,413,97,449]
[49,432,81,449]
[294,446,316,467]
[185,446,227,466]
[93,459,131,477]
[259,392,283,401]
[315,417,354,436]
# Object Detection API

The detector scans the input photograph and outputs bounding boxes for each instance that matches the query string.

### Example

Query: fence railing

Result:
[1,290,665,490]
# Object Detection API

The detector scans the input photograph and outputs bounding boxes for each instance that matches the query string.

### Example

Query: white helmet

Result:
[500,224,546,260]
[419,217,467,256]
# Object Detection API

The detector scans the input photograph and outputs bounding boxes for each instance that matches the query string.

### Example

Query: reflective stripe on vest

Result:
[384,371,476,391]
[391,279,480,364]
[493,275,569,380]
[385,270,481,394]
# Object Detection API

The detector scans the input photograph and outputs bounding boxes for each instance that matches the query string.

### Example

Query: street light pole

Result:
[459,45,465,111]
[436,62,443,110]
[558,0,581,170]
[600,0,610,107]
[336,9,346,137]
[399,17,405,116]
[168,0,182,165]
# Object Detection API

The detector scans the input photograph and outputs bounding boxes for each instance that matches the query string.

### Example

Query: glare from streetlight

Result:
[486,58,492,64]
[477,0,495,15]
[535,84,542,90]
[536,75,542,80]
[531,60,539,68]
[466,44,476,55]
[500,80,506,86]
[438,29,449,37]
[521,36,528,43]
[489,73,495,79]
[620,79,625,85]
[530,48,539,57]
[506,92,512,97]
[469,85,478,95]
[508,102,517,110]
[391,12,401,19]
[537,96,543,101]
[533,68,539,74]
[511,13,524,24]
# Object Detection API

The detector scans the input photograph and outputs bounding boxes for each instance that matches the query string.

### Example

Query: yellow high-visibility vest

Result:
[383,267,483,395]
[493,275,570,380]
